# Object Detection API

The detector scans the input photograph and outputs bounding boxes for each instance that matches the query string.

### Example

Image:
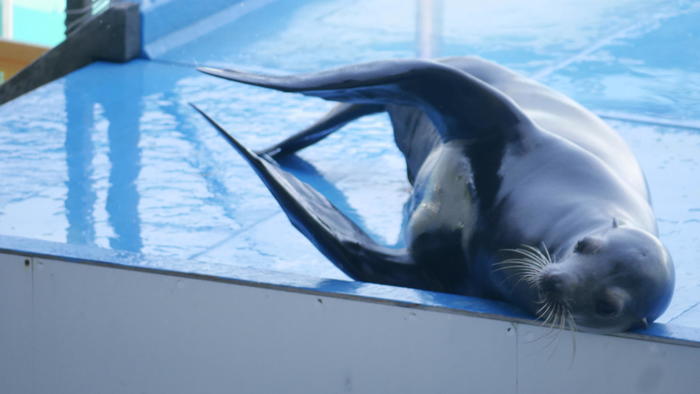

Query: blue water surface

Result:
[1,0,699,330]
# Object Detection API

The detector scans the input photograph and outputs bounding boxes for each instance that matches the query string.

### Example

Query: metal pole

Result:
[416,0,442,59]
[2,0,13,39]
[417,0,433,58]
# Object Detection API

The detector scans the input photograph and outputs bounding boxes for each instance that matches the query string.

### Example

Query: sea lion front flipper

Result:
[191,104,427,289]
[199,60,532,141]
[257,103,384,159]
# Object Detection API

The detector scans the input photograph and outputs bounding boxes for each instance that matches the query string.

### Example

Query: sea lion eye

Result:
[575,236,603,254]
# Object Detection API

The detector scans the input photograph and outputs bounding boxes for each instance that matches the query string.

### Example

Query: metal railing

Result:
[0,0,110,41]
[65,0,110,35]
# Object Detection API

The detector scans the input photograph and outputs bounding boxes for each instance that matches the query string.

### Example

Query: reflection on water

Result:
[64,77,97,245]
[103,72,144,252]
[63,67,144,253]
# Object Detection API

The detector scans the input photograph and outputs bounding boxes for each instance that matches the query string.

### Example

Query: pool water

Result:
[0,0,699,327]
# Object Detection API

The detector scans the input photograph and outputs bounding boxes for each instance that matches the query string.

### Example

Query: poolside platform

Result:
[1,1,699,393]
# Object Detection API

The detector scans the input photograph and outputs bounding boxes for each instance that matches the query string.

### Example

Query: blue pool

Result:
[1,0,699,330]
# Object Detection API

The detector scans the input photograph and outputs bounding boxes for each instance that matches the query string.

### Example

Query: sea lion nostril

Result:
[539,273,566,298]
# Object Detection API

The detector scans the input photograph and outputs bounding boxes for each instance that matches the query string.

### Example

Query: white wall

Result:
[1,0,13,39]
[1,251,699,394]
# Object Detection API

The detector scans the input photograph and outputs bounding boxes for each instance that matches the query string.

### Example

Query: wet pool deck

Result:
[1,0,699,340]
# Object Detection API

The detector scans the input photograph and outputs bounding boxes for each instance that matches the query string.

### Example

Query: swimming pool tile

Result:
[191,212,350,280]
[539,2,700,123]
[146,0,687,77]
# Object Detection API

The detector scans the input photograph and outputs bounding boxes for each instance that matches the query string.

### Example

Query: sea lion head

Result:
[535,225,675,333]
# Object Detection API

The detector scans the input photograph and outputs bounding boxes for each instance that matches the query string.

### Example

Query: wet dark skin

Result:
[193,56,674,333]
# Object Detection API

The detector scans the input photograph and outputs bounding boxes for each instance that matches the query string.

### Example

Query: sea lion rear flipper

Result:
[257,103,384,158]
[191,104,426,289]
[199,60,531,141]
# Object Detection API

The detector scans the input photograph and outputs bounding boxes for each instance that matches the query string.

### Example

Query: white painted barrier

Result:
[1,248,699,394]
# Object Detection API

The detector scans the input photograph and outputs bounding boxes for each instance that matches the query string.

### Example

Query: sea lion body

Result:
[195,56,674,333]
[389,58,657,289]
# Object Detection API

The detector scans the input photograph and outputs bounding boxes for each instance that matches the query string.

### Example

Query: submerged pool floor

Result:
[1,0,699,328]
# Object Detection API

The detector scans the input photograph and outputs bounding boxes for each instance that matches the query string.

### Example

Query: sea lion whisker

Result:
[493,257,536,266]
[519,244,551,265]
[525,273,541,282]
[501,270,541,288]
[495,247,552,287]
[565,309,577,332]
[492,260,536,271]
[559,306,567,331]
[565,309,578,363]
[494,254,540,264]
[493,263,540,275]
[540,242,552,265]
[541,302,557,326]
[495,256,538,264]
[499,270,539,280]
[494,258,534,267]
[523,271,541,283]
[553,304,566,335]
[518,252,548,270]
[530,302,567,345]
[553,309,569,359]
[518,276,541,289]
[556,306,567,334]
[537,244,554,267]
[507,247,546,267]
[527,303,553,347]
[554,304,562,325]
[494,255,548,288]
[536,302,550,316]
[499,267,545,289]
[529,312,562,345]
[546,304,560,328]
[520,244,545,256]
[539,307,552,326]
[500,247,544,260]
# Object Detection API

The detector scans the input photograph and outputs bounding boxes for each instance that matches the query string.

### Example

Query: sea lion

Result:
[193,56,674,333]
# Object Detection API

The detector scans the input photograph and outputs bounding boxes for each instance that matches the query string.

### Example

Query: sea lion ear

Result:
[630,318,650,330]
[612,217,626,228]
[574,236,603,254]
[639,317,649,329]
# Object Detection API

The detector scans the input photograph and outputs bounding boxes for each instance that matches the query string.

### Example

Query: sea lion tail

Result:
[198,60,530,141]
[257,103,384,159]
[191,103,426,288]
